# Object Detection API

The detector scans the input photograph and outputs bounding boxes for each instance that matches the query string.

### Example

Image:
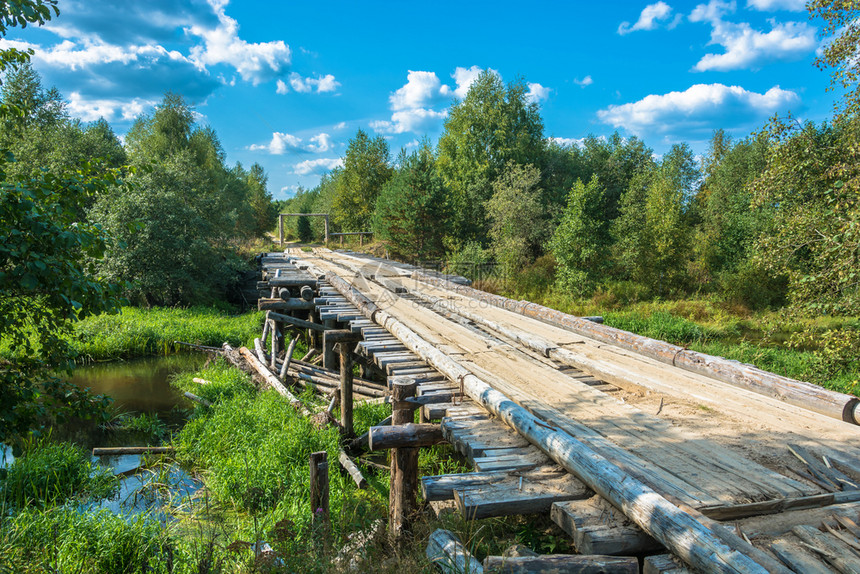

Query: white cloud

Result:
[276,79,288,94]
[597,83,799,138]
[746,0,805,10]
[66,92,155,122]
[574,75,594,87]
[526,82,551,104]
[452,65,487,98]
[187,0,290,85]
[690,0,736,24]
[248,131,335,155]
[689,1,816,71]
[549,136,586,148]
[618,2,676,35]
[293,158,343,175]
[289,72,340,93]
[371,108,448,134]
[308,133,333,153]
[390,70,450,110]
[333,122,347,130]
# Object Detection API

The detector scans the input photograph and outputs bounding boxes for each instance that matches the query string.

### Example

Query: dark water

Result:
[68,354,207,414]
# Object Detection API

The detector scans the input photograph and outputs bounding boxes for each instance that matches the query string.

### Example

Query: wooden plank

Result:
[454,473,590,519]
[771,539,833,574]
[369,423,444,450]
[701,491,860,521]
[552,497,662,556]
[792,524,860,574]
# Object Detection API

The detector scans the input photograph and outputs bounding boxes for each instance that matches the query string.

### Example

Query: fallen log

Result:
[339,449,367,488]
[183,391,212,407]
[426,529,483,574]
[412,271,860,425]
[258,298,315,311]
[368,423,444,450]
[239,346,311,417]
[483,554,638,573]
[324,266,788,574]
[93,446,174,456]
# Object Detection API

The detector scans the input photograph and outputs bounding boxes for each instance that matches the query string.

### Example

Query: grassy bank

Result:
[1,360,574,572]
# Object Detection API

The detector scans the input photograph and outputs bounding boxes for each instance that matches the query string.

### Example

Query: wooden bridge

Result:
[244,248,860,574]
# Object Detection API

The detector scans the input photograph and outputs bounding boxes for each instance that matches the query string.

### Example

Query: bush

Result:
[719,260,788,310]
[0,439,118,509]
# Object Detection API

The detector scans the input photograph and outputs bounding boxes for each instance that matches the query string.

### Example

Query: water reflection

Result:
[68,354,206,414]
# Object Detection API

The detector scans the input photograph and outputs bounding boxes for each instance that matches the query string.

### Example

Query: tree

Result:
[436,71,546,246]
[549,176,607,295]
[809,0,860,117]
[485,162,547,277]
[331,129,392,231]
[93,94,251,306]
[246,162,276,237]
[750,115,860,314]
[373,143,450,261]
[612,144,696,294]
[0,0,123,447]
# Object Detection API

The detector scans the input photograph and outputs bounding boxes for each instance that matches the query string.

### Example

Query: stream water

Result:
[3,354,208,517]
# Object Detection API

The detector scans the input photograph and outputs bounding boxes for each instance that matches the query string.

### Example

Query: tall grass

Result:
[71,306,264,362]
[0,438,118,510]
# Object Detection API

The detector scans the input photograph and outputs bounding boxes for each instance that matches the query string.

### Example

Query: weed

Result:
[0,438,118,510]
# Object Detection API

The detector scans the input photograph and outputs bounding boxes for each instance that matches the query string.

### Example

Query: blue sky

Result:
[1,0,839,198]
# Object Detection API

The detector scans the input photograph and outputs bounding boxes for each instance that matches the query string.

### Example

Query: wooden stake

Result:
[389,377,418,541]
[310,451,330,527]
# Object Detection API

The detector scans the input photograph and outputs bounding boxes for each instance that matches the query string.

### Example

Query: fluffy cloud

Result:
[618,2,677,35]
[597,83,799,139]
[574,75,594,87]
[372,66,504,135]
[293,158,343,175]
[3,0,336,125]
[288,72,340,93]
[276,79,288,94]
[66,92,155,122]
[746,0,806,10]
[526,82,551,104]
[451,65,486,99]
[690,0,816,71]
[549,136,586,148]
[248,131,334,154]
[187,0,290,85]
[370,109,448,135]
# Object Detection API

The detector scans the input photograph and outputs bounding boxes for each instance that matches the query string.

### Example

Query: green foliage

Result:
[2,506,168,574]
[437,70,546,245]
[810,0,860,117]
[0,438,118,509]
[612,144,697,294]
[92,93,256,306]
[445,241,494,281]
[69,306,263,362]
[296,213,313,242]
[373,142,450,260]
[245,162,276,237]
[332,129,392,231]
[751,115,860,315]
[549,176,608,296]
[486,162,548,277]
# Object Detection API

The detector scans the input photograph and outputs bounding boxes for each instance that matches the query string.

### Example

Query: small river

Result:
[2,354,208,515]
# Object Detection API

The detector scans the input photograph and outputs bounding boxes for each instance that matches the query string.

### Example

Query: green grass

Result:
[71,306,264,362]
[0,438,119,510]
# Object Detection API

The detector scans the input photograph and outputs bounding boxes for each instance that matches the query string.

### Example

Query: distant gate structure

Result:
[278,213,373,247]
[279,213,330,246]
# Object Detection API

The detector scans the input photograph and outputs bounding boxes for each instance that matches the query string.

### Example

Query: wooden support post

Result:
[323,319,336,369]
[389,377,418,540]
[279,214,284,247]
[324,215,329,243]
[340,345,354,437]
[310,451,330,527]
[270,320,279,370]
